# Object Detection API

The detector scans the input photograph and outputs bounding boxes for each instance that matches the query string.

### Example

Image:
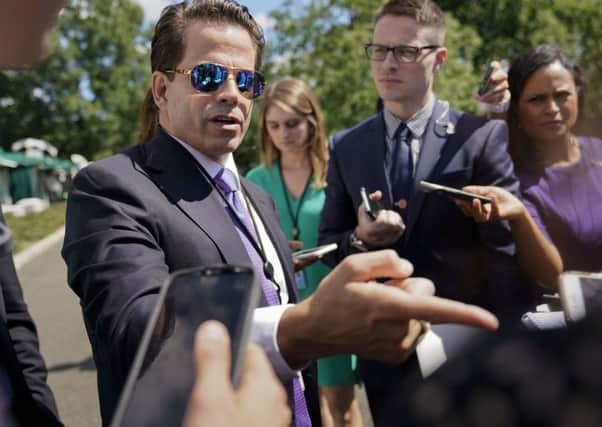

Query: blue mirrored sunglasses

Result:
[165,62,266,99]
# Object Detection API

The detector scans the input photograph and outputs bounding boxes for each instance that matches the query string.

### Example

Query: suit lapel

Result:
[358,113,393,206]
[405,100,450,239]
[136,131,250,266]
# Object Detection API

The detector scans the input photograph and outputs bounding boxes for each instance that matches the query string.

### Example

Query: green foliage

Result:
[267,0,377,136]
[256,0,602,165]
[2,0,601,171]
[0,0,151,160]
[439,0,602,117]
[5,201,66,254]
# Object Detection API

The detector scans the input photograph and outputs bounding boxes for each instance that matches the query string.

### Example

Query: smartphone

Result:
[292,243,338,262]
[110,265,260,427]
[419,180,492,204]
[477,62,495,96]
[360,187,379,219]
[559,271,602,322]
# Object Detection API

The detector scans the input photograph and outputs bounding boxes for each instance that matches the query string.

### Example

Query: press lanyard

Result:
[278,160,312,240]
[194,162,282,300]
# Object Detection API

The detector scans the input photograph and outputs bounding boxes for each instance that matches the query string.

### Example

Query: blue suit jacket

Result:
[319,100,531,315]
[62,130,320,425]
[319,101,531,413]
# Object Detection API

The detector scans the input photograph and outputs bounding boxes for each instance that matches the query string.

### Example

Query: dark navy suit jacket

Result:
[320,100,530,312]
[0,211,62,426]
[319,101,532,408]
[62,130,320,426]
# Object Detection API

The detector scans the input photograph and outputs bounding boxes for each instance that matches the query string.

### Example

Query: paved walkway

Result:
[17,231,374,427]
[18,235,100,427]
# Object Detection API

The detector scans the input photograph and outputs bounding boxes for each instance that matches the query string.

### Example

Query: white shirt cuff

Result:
[251,304,300,382]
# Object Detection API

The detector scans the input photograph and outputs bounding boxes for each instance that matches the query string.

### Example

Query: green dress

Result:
[246,163,357,386]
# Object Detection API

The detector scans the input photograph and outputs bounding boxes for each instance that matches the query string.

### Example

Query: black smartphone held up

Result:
[110,265,260,427]
[419,180,492,204]
[559,271,602,323]
[293,243,338,262]
[360,187,379,219]
[477,62,495,96]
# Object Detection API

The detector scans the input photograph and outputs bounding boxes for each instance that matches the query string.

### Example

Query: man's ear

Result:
[152,71,169,110]
[434,47,448,73]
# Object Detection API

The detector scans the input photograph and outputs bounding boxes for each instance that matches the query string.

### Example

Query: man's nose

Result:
[216,74,239,104]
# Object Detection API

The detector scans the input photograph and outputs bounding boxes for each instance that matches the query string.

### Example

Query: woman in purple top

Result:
[457,45,602,290]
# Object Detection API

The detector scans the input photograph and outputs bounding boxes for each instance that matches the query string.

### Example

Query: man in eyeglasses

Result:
[63,1,500,425]
[319,0,531,424]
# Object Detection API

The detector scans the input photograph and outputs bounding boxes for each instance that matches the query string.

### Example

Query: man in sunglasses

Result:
[63,1,500,425]
[318,0,531,424]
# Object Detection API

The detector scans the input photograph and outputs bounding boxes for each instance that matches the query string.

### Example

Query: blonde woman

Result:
[246,79,362,427]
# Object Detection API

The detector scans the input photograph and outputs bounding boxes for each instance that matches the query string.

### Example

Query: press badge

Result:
[295,271,307,290]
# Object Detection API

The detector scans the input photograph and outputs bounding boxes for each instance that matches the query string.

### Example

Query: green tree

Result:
[0,0,151,160]
[258,0,484,155]
[439,0,602,119]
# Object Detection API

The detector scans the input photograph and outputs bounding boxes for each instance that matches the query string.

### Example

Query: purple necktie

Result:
[214,169,312,427]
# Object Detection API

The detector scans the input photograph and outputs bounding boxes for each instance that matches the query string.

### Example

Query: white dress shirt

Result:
[173,135,299,381]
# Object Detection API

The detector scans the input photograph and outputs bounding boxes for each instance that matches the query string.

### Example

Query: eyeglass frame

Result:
[163,62,266,100]
[364,43,441,63]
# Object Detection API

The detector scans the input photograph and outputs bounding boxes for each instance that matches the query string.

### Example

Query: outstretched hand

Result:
[454,185,525,223]
[278,250,498,368]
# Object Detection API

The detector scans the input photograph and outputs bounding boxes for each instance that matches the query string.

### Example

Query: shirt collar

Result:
[383,95,436,139]
[166,130,241,190]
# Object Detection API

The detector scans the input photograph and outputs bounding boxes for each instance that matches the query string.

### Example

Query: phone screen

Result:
[477,63,495,96]
[111,265,259,427]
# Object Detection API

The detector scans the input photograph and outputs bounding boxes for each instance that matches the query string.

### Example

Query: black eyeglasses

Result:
[164,62,266,99]
[364,43,440,63]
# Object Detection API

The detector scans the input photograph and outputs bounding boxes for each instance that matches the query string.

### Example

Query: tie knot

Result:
[214,168,237,195]
[394,122,410,143]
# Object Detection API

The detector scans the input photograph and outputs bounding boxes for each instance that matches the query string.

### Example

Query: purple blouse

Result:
[517,136,602,272]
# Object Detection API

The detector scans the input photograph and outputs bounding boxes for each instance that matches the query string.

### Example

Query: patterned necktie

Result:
[389,122,414,204]
[213,168,312,427]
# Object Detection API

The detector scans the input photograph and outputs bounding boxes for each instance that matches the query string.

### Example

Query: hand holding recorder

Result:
[475,60,510,106]
[354,188,405,249]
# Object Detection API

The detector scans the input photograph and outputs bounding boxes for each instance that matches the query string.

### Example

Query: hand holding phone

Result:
[477,63,495,96]
[111,265,260,427]
[293,243,338,262]
[419,180,492,204]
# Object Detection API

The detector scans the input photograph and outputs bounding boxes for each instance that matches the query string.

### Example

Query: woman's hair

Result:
[257,79,329,188]
[137,0,265,145]
[507,44,586,172]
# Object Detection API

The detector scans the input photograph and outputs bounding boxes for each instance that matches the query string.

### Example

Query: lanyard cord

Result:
[277,160,312,240]
[193,162,282,300]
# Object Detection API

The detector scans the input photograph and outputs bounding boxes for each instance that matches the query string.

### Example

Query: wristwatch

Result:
[349,231,369,252]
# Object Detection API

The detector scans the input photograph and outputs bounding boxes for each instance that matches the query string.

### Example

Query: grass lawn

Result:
[5,201,67,254]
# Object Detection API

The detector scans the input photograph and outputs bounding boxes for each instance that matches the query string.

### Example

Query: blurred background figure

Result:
[0,0,66,426]
[246,78,362,427]
[458,44,602,289]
